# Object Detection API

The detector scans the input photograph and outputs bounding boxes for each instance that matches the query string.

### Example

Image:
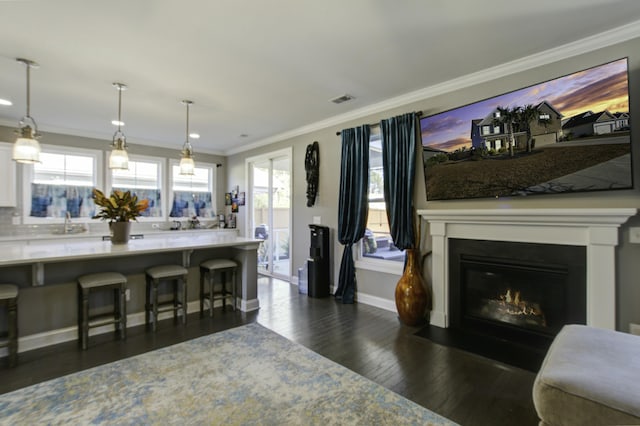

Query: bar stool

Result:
[77,273,127,350]
[199,259,237,317]
[0,284,18,367]
[145,265,188,331]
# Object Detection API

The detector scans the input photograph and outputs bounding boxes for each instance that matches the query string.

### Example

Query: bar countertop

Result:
[0,233,260,267]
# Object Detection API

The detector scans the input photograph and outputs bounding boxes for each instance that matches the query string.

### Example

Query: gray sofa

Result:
[533,324,640,425]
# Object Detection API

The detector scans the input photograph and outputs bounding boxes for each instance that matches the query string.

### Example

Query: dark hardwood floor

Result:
[0,277,539,426]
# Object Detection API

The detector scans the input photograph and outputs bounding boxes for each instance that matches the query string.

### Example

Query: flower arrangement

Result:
[92,188,149,223]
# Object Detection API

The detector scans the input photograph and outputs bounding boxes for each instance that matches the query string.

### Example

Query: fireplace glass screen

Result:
[462,258,567,336]
[449,238,586,347]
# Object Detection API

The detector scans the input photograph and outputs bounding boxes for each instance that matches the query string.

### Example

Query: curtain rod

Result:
[335,111,423,136]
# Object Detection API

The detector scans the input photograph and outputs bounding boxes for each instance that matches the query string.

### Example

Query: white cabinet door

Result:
[0,142,17,207]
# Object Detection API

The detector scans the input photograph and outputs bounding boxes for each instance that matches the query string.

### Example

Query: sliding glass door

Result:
[247,149,291,281]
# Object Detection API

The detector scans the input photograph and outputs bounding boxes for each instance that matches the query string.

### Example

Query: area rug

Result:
[0,323,456,425]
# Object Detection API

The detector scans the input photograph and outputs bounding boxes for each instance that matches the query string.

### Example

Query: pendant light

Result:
[13,58,41,163]
[179,100,195,175]
[109,82,129,170]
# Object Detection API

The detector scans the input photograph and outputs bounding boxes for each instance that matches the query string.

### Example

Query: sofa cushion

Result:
[533,324,640,425]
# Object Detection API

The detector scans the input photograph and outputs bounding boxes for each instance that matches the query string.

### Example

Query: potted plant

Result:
[92,188,149,244]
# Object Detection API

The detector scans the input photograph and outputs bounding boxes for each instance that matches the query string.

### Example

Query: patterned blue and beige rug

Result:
[0,323,456,425]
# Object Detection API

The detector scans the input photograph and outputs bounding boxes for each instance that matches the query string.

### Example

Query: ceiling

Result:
[1,1,640,156]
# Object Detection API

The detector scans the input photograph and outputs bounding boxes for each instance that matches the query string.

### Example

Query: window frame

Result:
[354,130,404,276]
[105,153,166,222]
[168,159,218,219]
[22,144,103,225]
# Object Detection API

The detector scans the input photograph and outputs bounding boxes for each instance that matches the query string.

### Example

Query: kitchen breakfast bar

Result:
[0,232,261,353]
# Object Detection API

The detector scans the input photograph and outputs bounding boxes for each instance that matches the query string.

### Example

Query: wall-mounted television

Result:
[421,58,633,201]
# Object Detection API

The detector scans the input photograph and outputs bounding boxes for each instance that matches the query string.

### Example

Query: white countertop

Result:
[0,227,239,243]
[0,233,260,267]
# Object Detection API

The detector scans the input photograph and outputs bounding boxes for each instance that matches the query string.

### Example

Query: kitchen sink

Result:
[51,225,88,235]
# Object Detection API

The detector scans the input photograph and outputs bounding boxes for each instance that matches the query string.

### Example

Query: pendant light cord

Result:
[181,100,194,154]
[112,83,127,144]
[117,85,122,133]
[25,64,31,119]
[185,101,190,143]
[17,58,39,133]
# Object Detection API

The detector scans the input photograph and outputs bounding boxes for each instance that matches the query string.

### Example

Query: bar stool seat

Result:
[199,259,237,317]
[77,272,127,350]
[145,265,188,331]
[0,284,18,367]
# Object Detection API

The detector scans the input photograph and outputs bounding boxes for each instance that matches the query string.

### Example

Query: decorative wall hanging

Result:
[305,141,319,207]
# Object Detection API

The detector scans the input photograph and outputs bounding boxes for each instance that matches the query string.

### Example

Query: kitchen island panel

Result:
[0,236,259,352]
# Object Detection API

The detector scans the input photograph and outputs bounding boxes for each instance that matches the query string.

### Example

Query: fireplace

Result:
[418,208,636,330]
[415,208,636,370]
[449,239,586,352]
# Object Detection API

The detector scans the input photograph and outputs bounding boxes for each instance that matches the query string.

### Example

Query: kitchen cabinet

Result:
[0,142,16,207]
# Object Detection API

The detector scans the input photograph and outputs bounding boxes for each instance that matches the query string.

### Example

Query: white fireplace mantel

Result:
[417,208,637,330]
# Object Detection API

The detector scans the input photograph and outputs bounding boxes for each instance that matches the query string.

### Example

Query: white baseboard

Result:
[11,298,256,354]
[355,292,397,313]
[9,292,393,355]
[240,298,260,312]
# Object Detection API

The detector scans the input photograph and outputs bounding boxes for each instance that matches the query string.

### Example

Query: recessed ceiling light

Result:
[240,134,249,138]
[111,120,125,126]
[0,98,12,106]
[189,133,200,139]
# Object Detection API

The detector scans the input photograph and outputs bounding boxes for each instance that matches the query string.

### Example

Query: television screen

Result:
[421,58,632,200]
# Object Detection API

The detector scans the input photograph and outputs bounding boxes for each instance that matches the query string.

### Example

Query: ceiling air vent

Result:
[330,94,355,104]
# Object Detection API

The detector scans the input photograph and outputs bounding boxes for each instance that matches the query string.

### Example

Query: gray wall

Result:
[227,36,640,332]
[0,126,228,232]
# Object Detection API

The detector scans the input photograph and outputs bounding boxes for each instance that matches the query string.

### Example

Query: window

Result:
[169,161,217,218]
[23,145,102,223]
[108,155,164,219]
[356,130,404,274]
[482,125,491,135]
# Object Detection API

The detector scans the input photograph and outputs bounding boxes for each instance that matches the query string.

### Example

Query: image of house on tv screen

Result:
[421,58,632,201]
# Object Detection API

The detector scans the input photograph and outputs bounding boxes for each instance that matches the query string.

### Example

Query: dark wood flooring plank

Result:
[0,277,539,425]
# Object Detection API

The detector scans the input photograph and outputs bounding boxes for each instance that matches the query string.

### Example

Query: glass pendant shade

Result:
[179,153,195,175]
[109,137,129,169]
[13,58,41,163]
[109,83,129,170]
[13,124,40,164]
[109,149,129,169]
[179,100,195,175]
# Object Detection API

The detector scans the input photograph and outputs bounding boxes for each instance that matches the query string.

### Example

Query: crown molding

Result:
[225,19,640,156]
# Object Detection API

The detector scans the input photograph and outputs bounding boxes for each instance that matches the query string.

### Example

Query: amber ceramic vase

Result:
[395,248,430,326]
[110,221,131,244]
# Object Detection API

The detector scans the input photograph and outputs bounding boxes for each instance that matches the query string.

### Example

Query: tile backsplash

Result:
[0,207,103,237]
[0,207,220,238]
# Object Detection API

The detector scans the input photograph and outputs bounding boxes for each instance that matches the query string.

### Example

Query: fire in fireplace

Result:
[475,287,547,329]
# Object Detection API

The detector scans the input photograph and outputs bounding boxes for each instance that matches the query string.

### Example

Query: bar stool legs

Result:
[7,294,17,367]
[76,272,127,350]
[0,284,19,367]
[199,259,238,317]
[145,265,188,332]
